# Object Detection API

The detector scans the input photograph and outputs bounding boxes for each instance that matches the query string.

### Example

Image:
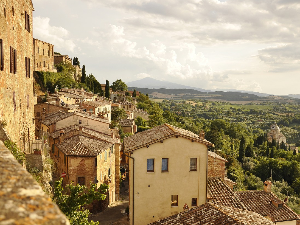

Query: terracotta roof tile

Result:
[119,119,135,126]
[149,203,275,225]
[208,177,245,209]
[124,124,214,153]
[56,135,112,156]
[236,190,300,222]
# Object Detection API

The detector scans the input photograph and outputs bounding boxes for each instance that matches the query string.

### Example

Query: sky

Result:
[32,0,300,95]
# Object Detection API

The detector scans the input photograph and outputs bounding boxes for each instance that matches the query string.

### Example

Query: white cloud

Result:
[33,17,76,53]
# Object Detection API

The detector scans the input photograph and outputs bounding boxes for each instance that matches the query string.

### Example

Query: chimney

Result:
[199,131,205,139]
[264,180,272,192]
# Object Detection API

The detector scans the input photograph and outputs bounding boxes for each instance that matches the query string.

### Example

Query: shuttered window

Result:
[10,47,17,74]
[25,11,30,32]
[0,39,3,71]
[25,57,30,78]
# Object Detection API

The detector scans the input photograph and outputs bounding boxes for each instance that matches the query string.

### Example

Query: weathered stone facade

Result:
[54,53,72,65]
[0,0,35,151]
[33,38,55,72]
[207,151,227,179]
[267,123,286,144]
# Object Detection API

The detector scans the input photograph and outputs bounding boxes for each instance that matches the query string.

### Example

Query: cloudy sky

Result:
[32,0,300,95]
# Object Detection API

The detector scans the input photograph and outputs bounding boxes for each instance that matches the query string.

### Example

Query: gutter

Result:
[123,144,135,225]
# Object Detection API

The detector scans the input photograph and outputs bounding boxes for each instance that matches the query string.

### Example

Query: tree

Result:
[111,108,127,122]
[111,79,128,92]
[53,178,108,225]
[73,57,80,67]
[81,65,86,83]
[238,136,246,163]
[105,80,110,98]
[132,89,137,97]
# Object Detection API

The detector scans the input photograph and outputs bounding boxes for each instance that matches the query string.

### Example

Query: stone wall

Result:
[0,141,69,224]
[0,0,35,152]
[33,38,55,72]
[207,152,227,179]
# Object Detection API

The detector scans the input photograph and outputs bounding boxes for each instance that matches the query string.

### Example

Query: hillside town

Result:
[1,0,300,225]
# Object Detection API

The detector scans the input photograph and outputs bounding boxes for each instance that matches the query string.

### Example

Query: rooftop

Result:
[208,150,227,162]
[124,124,214,153]
[149,203,275,225]
[42,111,109,126]
[236,190,300,222]
[56,134,112,157]
[207,177,245,209]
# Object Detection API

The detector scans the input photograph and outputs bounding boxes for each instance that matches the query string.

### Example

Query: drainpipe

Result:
[123,144,135,225]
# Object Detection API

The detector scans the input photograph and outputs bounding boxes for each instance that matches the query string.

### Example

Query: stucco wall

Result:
[128,137,208,225]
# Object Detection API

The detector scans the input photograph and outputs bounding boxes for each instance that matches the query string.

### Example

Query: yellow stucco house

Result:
[123,124,214,225]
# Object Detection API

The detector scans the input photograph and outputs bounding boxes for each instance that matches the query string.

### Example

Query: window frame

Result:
[190,158,197,171]
[25,57,30,78]
[171,195,178,207]
[161,158,169,172]
[147,158,154,172]
[0,39,3,71]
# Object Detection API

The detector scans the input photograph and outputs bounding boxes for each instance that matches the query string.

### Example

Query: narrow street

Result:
[90,179,129,225]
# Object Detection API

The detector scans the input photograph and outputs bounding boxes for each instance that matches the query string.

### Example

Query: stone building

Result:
[33,38,55,72]
[54,53,72,65]
[267,123,287,144]
[0,0,35,151]
[48,124,120,204]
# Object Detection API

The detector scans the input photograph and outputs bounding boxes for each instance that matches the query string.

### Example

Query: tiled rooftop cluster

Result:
[0,142,69,225]
[83,100,110,107]
[236,190,300,222]
[124,123,213,153]
[149,203,275,225]
[42,111,109,126]
[50,125,118,144]
[56,134,112,156]
[207,177,245,209]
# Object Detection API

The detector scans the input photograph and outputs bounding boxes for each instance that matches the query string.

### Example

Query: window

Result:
[95,157,97,167]
[43,49,44,55]
[171,195,178,206]
[78,177,85,185]
[10,47,17,74]
[147,159,154,172]
[162,158,169,172]
[43,61,45,67]
[64,155,66,165]
[79,120,82,124]
[108,168,111,177]
[111,145,114,153]
[190,158,197,171]
[192,198,197,206]
[25,57,30,78]
[36,112,40,117]
[0,39,3,71]
[12,7,14,16]
[25,11,30,32]
[4,8,6,18]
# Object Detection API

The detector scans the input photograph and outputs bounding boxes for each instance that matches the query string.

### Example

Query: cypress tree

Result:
[238,136,246,163]
[105,80,110,98]
[81,65,86,83]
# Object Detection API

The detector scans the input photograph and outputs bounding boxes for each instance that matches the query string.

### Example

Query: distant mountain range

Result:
[127,77,270,97]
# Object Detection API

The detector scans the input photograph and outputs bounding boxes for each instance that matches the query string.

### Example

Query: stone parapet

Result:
[0,141,69,225]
